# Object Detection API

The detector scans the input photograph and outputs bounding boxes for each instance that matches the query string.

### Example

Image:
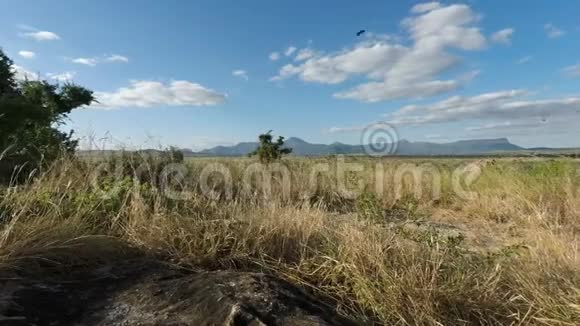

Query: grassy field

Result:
[1,154,579,325]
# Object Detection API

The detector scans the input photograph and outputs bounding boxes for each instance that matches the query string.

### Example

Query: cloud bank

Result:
[272,2,487,102]
[23,30,60,41]
[92,80,227,109]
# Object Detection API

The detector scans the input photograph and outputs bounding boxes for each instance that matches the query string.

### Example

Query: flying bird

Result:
[356,30,366,37]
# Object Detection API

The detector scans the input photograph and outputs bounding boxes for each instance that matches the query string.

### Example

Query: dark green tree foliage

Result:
[249,131,292,163]
[0,49,94,181]
[0,51,18,96]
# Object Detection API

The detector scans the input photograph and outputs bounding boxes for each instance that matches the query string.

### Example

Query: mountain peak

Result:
[455,137,512,144]
[285,137,307,144]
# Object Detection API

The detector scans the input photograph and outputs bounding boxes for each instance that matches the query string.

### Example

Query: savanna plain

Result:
[0,154,579,325]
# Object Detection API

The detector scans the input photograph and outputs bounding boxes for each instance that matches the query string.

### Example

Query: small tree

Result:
[0,49,94,182]
[249,131,292,164]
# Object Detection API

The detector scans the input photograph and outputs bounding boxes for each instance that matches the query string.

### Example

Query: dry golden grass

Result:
[0,155,579,325]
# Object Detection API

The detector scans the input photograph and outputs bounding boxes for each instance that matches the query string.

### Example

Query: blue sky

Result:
[1,0,580,149]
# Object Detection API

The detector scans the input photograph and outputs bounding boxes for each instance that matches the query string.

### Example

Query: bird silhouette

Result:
[356,30,366,37]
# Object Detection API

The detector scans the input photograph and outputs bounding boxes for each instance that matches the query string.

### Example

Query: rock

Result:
[1,262,358,326]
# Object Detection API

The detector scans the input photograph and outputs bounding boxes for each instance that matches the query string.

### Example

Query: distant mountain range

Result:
[192,137,529,156]
[79,137,580,158]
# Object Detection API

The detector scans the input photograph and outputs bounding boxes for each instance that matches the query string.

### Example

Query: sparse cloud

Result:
[18,50,35,59]
[269,52,281,61]
[72,57,98,66]
[12,63,75,83]
[92,80,227,109]
[12,65,39,81]
[330,90,580,138]
[544,23,565,38]
[22,30,60,41]
[285,46,297,56]
[105,54,129,63]
[383,90,580,126]
[327,126,365,133]
[458,69,481,82]
[46,72,76,82]
[562,64,580,77]
[271,3,487,102]
[294,48,316,61]
[410,2,442,14]
[491,28,514,44]
[71,54,129,66]
[517,56,532,64]
[465,121,545,133]
[232,69,249,80]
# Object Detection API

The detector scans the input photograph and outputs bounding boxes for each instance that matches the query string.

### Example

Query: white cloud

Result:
[72,57,98,66]
[410,2,442,14]
[294,48,317,61]
[402,4,486,50]
[384,90,580,125]
[105,54,129,63]
[491,28,514,44]
[71,54,129,66]
[275,43,411,84]
[23,30,60,41]
[11,62,73,83]
[46,72,76,82]
[232,69,249,80]
[327,126,364,133]
[562,64,580,77]
[269,52,281,61]
[285,46,297,56]
[517,56,532,64]
[92,80,227,109]
[465,121,545,132]
[544,23,565,38]
[18,50,36,59]
[12,65,39,81]
[272,3,486,102]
